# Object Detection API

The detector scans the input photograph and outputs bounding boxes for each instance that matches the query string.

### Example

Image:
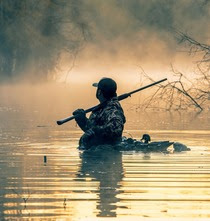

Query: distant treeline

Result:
[0,0,89,82]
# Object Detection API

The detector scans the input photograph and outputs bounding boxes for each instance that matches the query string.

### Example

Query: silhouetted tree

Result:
[134,32,210,111]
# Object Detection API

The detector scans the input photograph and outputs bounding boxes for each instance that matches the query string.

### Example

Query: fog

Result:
[0,0,209,83]
[70,0,210,82]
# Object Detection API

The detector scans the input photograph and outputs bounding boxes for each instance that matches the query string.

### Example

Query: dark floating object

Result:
[120,137,174,152]
[79,134,190,153]
[79,138,173,152]
[173,142,191,152]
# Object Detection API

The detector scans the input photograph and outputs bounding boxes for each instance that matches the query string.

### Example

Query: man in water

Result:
[73,77,126,149]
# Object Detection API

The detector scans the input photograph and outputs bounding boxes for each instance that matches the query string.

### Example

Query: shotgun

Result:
[57,78,167,125]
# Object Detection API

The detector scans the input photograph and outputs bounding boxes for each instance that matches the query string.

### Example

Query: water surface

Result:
[0,107,210,220]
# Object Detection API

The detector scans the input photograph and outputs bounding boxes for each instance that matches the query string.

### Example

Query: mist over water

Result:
[0,83,209,132]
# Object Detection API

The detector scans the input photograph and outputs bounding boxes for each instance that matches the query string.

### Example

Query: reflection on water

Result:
[0,108,210,220]
[78,149,123,217]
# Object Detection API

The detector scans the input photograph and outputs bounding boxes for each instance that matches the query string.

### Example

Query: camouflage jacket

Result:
[79,97,126,147]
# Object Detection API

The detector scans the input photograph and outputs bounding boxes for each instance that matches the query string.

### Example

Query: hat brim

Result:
[92,83,98,87]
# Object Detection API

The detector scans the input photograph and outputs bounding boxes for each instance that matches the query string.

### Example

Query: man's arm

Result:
[72,109,89,132]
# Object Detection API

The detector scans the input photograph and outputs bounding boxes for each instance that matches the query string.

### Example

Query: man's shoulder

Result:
[105,98,126,123]
[104,97,123,114]
[107,97,122,109]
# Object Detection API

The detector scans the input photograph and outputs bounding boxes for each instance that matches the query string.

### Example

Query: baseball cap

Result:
[92,77,117,97]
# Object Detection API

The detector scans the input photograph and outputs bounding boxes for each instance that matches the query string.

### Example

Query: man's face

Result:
[96,88,104,102]
[96,88,100,99]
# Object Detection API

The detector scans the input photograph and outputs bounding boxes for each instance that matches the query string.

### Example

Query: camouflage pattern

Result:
[79,97,126,148]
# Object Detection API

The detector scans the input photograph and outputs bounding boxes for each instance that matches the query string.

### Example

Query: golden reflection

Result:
[78,148,124,217]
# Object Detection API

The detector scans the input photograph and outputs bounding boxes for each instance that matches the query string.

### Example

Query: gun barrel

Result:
[129,78,167,96]
[56,78,167,125]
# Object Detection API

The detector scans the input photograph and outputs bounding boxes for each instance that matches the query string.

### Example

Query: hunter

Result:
[73,77,126,149]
